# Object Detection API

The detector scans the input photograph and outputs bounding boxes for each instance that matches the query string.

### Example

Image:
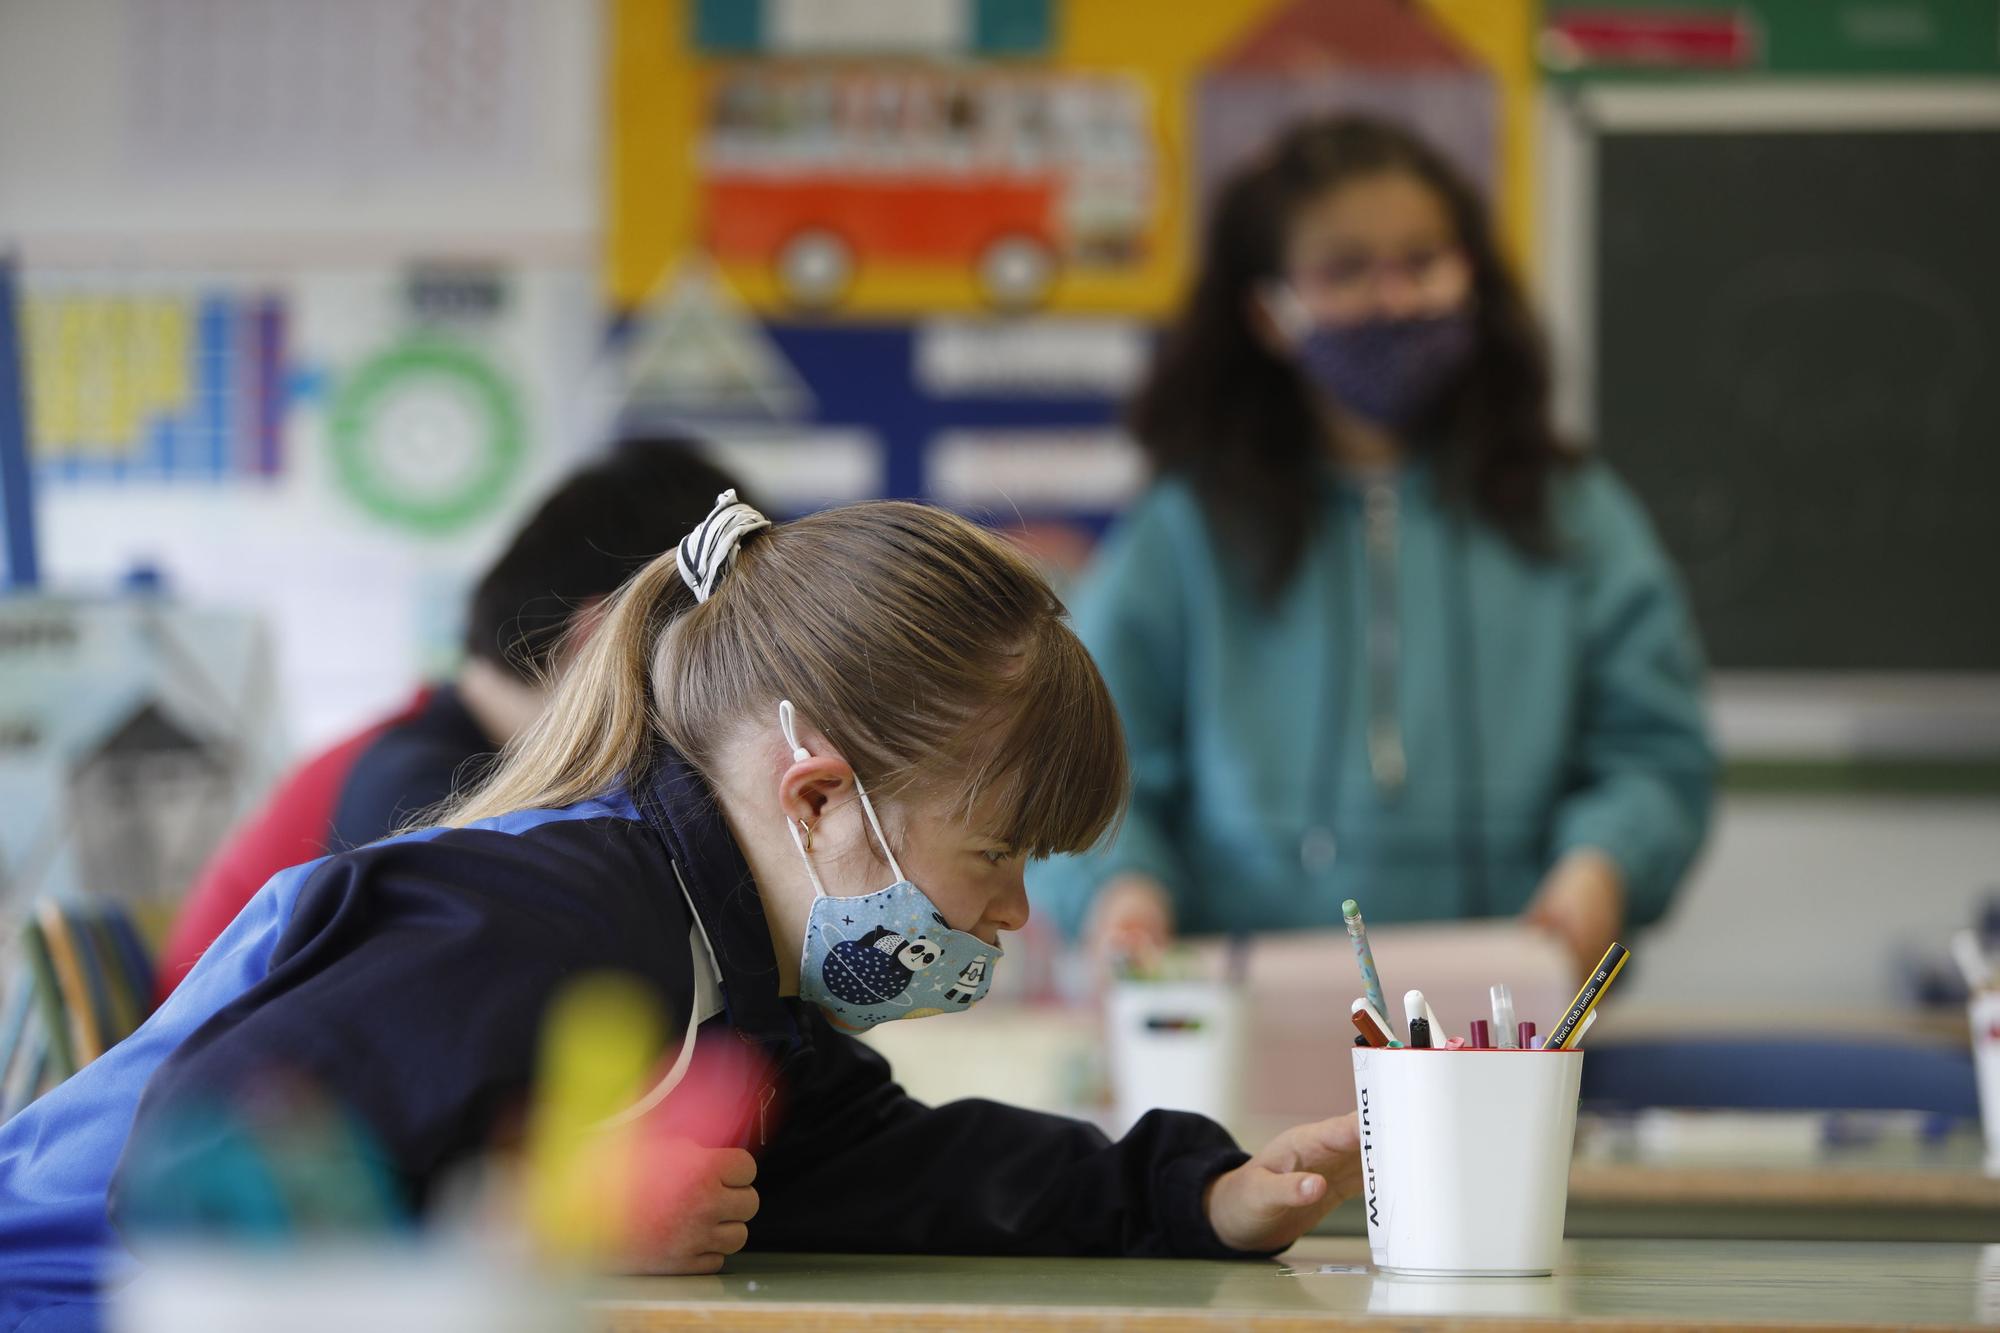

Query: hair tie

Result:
[676,489,771,603]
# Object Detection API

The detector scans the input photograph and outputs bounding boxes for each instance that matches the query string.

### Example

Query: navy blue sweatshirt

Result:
[0,749,1255,1332]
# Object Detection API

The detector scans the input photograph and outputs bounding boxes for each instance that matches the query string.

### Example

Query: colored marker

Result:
[1444,1035,1468,1051]
[1491,984,1518,1048]
[1517,1021,1537,1050]
[1468,1019,1492,1049]
[1422,997,1445,1044]
[1548,942,1631,1050]
[1342,899,1391,1036]
[1350,997,1398,1048]
[1951,929,1992,993]
[1408,1017,1433,1049]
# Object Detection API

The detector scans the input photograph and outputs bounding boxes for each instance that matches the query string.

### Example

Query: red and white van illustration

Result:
[700,67,1155,310]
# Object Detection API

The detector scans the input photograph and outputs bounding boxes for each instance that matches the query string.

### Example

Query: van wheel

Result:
[977,234,1056,311]
[777,228,854,310]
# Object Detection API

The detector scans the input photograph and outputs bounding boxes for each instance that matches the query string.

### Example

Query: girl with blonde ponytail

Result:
[2,494,1361,1304]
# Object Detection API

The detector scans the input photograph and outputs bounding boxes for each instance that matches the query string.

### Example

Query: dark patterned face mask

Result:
[1292,309,1476,431]
[778,701,1000,1033]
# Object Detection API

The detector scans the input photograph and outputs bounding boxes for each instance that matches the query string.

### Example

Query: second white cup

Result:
[1971,991,2000,1173]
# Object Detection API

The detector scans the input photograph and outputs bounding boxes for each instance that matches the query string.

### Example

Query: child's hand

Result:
[1203,1112,1361,1254]
[1522,848,1625,982]
[619,1138,761,1275]
[1085,874,1174,974]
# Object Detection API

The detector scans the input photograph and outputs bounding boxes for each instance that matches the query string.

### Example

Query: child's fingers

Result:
[1275,1170,1326,1209]
[710,1184,760,1223]
[711,1221,749,1255]
[1237,1166,1325,1223]
[1295,1112,1360,1169]
[711,1147,758,1188]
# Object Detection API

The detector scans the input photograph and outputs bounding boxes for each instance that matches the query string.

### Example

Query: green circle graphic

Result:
[328,341,524,535]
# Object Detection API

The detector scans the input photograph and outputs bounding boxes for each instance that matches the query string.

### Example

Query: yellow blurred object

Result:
[523,973,667,1263]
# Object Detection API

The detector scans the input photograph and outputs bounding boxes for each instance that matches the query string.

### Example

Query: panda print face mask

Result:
[779,701,1000,1033]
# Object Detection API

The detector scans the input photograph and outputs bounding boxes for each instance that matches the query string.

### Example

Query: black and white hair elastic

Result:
[675,489,772,603]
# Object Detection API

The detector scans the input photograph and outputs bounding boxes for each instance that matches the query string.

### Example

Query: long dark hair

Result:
[1131,115,1577,599]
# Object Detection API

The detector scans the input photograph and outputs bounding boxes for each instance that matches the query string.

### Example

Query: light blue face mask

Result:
[779,701,1000,1033]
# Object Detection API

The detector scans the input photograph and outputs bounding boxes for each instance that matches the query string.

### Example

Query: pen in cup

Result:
[1351,996,1399,1049]
[1343,899,1391,1037]
[1404,990,1433,1049]
[1491,984,1518,1048]
[1548,942,1630,1051]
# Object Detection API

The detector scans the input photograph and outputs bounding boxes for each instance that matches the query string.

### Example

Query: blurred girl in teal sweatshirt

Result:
[1030,116,1715,979]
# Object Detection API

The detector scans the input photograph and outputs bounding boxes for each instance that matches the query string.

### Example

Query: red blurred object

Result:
[156,687,434,1003]
[1543,10,1760,70]
[633,1031,777,1150]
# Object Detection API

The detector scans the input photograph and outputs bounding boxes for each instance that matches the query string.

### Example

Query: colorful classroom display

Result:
[22,289,287,484]
[605,0,1539,540]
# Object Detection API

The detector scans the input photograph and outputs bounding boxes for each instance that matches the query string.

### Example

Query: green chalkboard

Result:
[1594,128,2000,670]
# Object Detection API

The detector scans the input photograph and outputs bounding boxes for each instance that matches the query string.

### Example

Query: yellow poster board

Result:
[608,0,1538,319]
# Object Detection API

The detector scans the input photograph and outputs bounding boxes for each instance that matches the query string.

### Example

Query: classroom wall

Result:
[0,0,604,750]
[1631,796,2000,1013]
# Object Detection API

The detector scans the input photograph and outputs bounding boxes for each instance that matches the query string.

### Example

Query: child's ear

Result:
[779,754,854,824]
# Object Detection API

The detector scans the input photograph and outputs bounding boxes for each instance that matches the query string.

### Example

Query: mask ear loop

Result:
[778,700,829,899]
[1262,281,1312,344]
[777,699,907,886]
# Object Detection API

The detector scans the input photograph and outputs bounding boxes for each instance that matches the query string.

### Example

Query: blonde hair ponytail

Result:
[437,500,1127,860]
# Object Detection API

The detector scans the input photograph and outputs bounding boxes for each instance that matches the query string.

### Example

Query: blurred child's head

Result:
[464,436,752,686]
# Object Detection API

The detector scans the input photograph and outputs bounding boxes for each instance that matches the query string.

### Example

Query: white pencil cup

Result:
[1106,980,1245,1135]
[1351,1047,1584,1276]
[1971,991,2000,1173]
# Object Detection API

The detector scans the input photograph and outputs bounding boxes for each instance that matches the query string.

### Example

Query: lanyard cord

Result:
[1444,512,1491,918]
[1310,489,1490,919]
[1362,483,1408,794]
[1302,497,1353,879]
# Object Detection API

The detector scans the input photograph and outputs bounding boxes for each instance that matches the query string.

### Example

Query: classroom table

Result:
[1311,1114,2000,1242]
[593,1236,2000,1330]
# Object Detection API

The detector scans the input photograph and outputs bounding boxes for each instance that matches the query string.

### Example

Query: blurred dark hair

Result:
[465,437,752,684]
[1130,114,1578,598]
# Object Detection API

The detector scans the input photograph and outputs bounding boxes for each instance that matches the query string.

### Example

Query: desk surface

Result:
[1558,1115,2000,1240]
[593,1237,2000,1331]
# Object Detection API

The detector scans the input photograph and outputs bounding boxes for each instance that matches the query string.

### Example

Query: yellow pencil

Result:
[1548,942,1629,1050]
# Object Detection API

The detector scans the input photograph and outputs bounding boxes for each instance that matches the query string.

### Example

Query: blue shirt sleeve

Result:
[1549,465,1718,927]
[108,819,691,1231]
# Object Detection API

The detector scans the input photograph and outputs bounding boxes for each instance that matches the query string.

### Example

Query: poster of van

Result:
[700,67,1156,310]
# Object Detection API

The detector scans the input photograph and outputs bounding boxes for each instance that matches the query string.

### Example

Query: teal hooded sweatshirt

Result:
[1030,460,1715,939]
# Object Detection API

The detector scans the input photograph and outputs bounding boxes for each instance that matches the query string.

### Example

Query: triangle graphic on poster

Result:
[614,257,813,426]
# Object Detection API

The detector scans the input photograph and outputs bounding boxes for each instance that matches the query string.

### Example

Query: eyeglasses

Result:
[1283,247,1472,323]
